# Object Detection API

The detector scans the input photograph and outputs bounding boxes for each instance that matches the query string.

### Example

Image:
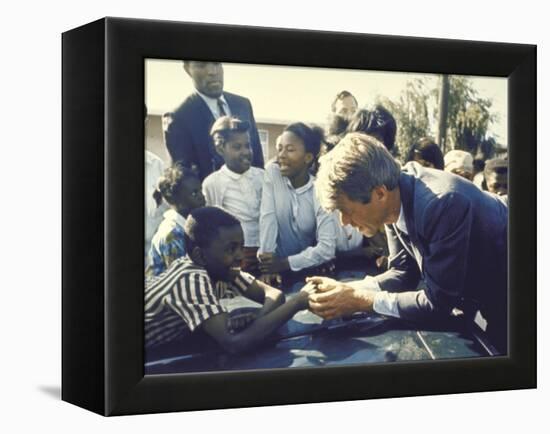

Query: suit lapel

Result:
[398,170,424,272]
[190,92,223,170]
[190,92,215,123]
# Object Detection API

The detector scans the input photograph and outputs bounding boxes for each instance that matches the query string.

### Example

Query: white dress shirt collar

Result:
[395,203,408,235]
[220,164,252,181]
[196,91,230,118]
[284,173,314,194]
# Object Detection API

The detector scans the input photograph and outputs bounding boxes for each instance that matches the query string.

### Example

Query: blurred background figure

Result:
[331,90,358,121]
[483,158,508,197]
[347,105,397,156]
[472,157,486,189]
[325,90,359,153]
[444,149,474,180]
[145,104,168,259]
[405,137,444,170]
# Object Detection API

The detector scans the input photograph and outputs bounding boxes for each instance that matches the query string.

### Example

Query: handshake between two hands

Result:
[298,276,374,320]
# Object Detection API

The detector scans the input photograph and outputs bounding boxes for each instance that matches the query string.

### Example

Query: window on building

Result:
[258,129,269,160]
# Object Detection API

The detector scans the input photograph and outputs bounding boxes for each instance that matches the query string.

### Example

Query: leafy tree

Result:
[378,78,434,161]
[445,76,496,156]
[379,76,497,162]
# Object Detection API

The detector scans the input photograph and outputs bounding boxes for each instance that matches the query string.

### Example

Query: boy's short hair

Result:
[210,116,251,147]
[184,206,241,252]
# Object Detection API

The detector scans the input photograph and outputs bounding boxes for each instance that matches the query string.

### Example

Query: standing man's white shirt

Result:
[197,91,231,119]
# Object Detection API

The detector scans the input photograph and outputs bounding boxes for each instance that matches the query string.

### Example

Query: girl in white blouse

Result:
[258,123,337,285]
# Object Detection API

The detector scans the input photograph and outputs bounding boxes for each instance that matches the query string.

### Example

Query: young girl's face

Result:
[218,131,252,174]
[276,131,313,180]
[174,176,205,213]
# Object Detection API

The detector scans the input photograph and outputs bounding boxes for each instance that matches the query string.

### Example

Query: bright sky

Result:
[145,59,507,144]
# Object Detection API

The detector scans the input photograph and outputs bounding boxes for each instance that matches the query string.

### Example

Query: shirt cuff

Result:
[288,254,307,272]
[372,291,401,318]
[346,275,382,291]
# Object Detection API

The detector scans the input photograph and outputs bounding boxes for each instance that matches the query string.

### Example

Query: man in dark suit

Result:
[165,61,264,180]
[308,133,508,353]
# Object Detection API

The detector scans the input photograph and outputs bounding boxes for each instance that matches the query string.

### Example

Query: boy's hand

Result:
[258,252,274,265]
[259,255,289,274]
[306,276,375,320]
[305,275,339,292]
[376,255,388,269]
[362,245,385,259]
[227,312,257,334]
[259,273,282,286]
[296,281,318,310]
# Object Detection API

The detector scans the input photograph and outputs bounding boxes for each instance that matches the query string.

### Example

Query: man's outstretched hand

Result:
[306,276,375,320]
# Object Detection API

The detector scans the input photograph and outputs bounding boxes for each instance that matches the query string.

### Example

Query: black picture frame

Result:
[62,17,536,416]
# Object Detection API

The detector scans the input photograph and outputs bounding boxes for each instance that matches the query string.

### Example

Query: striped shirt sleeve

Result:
[225,271,255,297]
[170,271,226,332]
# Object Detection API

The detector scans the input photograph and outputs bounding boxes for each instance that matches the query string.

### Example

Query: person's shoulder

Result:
[146,256,206,289]
[223,91,248,102]
[155,214,185,239]
[172,92,202,116]
[203,169,223,187]
[264,161,283,179]
[249,166,265,178]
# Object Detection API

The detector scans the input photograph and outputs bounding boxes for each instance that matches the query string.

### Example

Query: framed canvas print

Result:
[62,17,536,416]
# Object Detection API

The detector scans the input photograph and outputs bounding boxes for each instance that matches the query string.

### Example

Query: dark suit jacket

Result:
[376,163,508,349]
[165,91,264,180]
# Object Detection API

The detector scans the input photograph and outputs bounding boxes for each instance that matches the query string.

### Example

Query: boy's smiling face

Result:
[201,224,245,281]
[217,131,252,174]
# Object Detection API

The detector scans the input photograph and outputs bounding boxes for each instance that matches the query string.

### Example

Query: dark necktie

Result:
[393,224,414,258]
[393,224,423,272]
[217,99,226,117]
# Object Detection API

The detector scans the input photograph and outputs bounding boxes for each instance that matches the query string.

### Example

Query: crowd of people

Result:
[144,61,509,360]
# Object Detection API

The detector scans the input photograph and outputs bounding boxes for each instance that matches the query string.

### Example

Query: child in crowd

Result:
[202,116,264,274]
[258,123,337,286]
[483,158,508,197]
[145,207,314,356]
[146,163,205,277]
[444,149,474,180]
[145,150,167,259]
[405,137,445,170]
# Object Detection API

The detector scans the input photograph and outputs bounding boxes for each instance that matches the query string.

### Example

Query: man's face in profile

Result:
[184,61,224,98]
[333,95,358,120]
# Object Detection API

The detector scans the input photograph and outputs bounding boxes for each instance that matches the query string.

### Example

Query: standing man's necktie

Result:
[217,98,226,117]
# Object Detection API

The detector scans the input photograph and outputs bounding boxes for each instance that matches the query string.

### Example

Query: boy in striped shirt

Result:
[145,206,314,356]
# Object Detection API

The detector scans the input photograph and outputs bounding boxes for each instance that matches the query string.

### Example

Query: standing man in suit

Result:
[165,61,264,180]
[308,133,508,353]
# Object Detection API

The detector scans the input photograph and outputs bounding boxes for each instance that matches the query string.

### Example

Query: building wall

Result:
[145,114,170,166]
[257,122,286,162]
[145,115,288,166]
